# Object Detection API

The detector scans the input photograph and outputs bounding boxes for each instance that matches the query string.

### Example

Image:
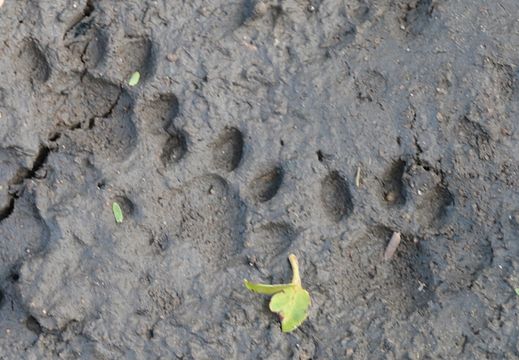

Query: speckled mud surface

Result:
[0,0,518,359]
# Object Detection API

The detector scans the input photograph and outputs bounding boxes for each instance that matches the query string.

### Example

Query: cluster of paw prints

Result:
[15,33,410,227]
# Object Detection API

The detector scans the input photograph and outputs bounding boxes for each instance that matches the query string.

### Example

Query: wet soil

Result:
[0,0,518,359]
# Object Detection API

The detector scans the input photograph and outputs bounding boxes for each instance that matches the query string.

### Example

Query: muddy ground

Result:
[0,0,518,358]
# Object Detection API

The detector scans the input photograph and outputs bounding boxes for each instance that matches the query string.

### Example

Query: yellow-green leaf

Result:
[269,286,311,332]
[128,71,140,86]
[244,280,293,295]
[112,202,123,223]
[244,254,311,332]
[515,288,519,296]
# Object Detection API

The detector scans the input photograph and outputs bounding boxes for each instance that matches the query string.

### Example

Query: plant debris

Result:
[355,166,361,188]
[244,254,311,332]
[112,202,124,223]
[128,71,140,86]
[384,231,401,260]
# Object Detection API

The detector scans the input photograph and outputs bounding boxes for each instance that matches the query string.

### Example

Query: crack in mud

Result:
[0,145,51,222]
[63,0,96,40]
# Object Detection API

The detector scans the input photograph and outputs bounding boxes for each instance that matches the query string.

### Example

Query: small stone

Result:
[166,53,177,62]
[253,1,268,17]
[385,191,397,203]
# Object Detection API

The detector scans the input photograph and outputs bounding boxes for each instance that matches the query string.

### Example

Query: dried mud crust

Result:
[0,0,518,359]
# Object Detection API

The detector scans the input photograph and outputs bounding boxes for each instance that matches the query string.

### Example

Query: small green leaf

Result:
[244,254,311,332]
[112,202,124,223]
[244,280,293,295]
[128,71,140,86]
[515,288,519,296]
[270,286,311,332]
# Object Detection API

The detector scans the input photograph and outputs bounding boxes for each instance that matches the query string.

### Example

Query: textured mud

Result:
[0,0,518,359]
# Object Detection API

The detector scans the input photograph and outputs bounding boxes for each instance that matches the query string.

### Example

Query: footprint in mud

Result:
[320,170,354,222]
[354,69,387,103]
[15,39,51,85]
[76,91,138,162]
[457,115,495,161]
[172,174,245,267]
[110,36,154,83]
[400,0,434,35]
[160,130,187,166]
[211,127,244,172]
[316,226,434,316]
[19,235,104,330]
[0,148,28,217]
[59,89,137,163]
[150,122,287,273]
[62,1,107,72]
[249,166,283,203]
[380,159,407,206]
[244,222,296,270]
[0,192,50,279]
[138,94,180,134]
[408,164,454,227]
[137,93,188,166]
[56,74,121,129]
[416,184,454,226]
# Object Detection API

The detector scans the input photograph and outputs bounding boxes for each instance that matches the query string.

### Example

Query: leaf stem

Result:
[289,254,301,286]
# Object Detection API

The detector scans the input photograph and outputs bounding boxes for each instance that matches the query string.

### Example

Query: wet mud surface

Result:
[0,0,518,358]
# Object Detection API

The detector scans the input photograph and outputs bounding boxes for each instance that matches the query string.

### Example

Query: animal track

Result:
[0,148,27,216]
[176,174,245,266]
[64,91,137,163]
[136,93,186,166]
[147,286,181,317]
[56,74,121,128]
[458,115,494,160]
[25,316,43,335]
[381,160,407,206]
[138,94,180,134]
[250,166,283,202]
[320,171,354,222]
[319,226,433,315]
[418,183,453,219]
[355,70,387,102]
[402,0,433,35]
[244,222,295,267]
[19,236,98,330]
[111,36,154,82]
[212,127,244,172]
[0,193,50,278]
[161,130,187,166]
[16,39,51,84]
[112,195,135,218]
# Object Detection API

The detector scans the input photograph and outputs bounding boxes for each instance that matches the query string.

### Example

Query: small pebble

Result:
[166,53,177,62]
[385,191,397,203]
[253,1,268,17]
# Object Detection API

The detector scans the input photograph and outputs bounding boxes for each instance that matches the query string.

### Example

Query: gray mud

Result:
[0,0,518,359]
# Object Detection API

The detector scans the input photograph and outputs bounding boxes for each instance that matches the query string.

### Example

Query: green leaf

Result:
[244,254,311,332]
[128,71,140,86]
[244,280,293,295]
[515,288,519,296]
[270,286,311,332]
[112,202,124,223]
